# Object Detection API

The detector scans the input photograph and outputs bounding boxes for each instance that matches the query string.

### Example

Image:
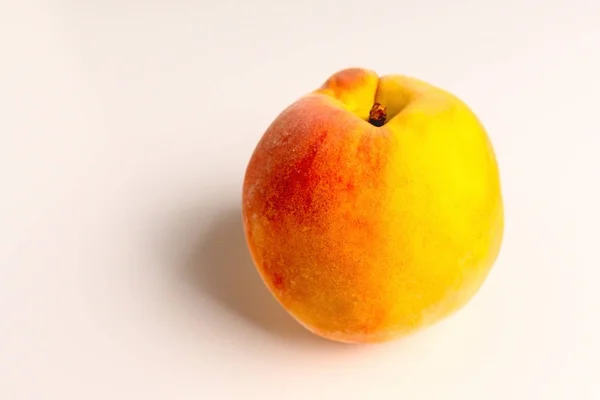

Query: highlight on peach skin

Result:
[241,67,504,344]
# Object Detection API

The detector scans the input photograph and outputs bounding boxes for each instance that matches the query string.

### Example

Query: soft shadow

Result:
[184,206,335,346]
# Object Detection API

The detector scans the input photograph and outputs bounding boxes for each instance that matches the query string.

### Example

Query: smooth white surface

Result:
[1,1,599,399]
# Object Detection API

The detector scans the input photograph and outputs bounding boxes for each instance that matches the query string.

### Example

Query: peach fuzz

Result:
[242,67,504,343]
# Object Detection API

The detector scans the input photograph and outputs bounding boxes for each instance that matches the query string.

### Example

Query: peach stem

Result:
[368,103,387,127]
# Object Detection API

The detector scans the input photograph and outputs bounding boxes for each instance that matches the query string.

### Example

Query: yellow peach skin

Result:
[242,67,504,343]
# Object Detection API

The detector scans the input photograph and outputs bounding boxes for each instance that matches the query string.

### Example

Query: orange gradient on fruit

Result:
[242,68,504,343]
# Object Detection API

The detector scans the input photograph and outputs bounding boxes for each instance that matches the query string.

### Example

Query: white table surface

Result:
[2,1,599,399]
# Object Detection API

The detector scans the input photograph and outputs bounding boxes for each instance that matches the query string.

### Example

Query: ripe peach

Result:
[242,67,504,343]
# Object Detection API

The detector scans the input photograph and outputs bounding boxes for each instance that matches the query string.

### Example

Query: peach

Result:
[242,67,504,343]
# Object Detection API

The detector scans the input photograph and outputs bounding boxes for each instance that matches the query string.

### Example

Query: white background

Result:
[1,1,599,399]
